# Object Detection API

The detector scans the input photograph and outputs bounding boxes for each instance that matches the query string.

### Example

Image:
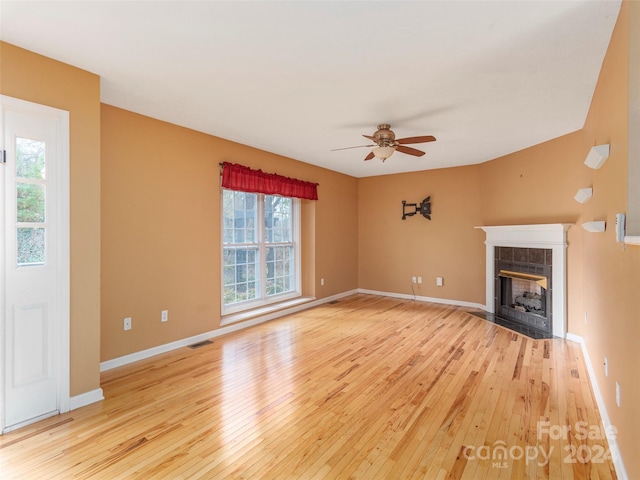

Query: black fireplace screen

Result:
[499,270,547,317]
[494,247,552,334]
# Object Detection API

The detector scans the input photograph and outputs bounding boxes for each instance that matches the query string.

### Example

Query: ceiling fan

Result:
[333,124,436,162]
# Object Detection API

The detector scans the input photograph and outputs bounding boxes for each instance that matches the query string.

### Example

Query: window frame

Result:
[627,0,640,239]
[221,189,301,316]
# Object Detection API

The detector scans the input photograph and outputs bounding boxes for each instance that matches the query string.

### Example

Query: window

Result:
[222,189,300,314]
[16,137,47,266]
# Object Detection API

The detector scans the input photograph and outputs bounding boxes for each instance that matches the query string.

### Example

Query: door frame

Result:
[0,95,70,433]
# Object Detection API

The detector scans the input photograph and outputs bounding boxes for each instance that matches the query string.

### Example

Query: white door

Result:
[1,96,70,432]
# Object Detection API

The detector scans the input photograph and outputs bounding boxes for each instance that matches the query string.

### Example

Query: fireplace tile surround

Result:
[476,224,572,338]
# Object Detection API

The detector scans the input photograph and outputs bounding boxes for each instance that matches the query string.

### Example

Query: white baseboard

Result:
[100,290,359,372]
[69,388,104,411]
[357,288,486,310]
[565,333,628,480]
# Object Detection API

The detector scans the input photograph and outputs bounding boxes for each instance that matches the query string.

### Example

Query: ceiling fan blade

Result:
[396,145,426,157]
[331,144,376,151]
[364,151,375,161]
[363,135,378,142]
[395,135,436,145]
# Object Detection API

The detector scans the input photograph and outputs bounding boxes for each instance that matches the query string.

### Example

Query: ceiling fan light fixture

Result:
[373,145,396,161]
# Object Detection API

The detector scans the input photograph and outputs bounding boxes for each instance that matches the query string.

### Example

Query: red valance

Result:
[221,162,319,200]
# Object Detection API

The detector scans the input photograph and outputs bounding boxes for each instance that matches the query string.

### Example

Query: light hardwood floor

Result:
[0,294,617,479]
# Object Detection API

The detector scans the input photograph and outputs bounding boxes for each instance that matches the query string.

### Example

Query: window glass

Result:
[17,183,45,222]
[16,137,46,180]
[17,227,46,266]
[265,196,291,243]
[15,136,47,267]
[266,245,294,296]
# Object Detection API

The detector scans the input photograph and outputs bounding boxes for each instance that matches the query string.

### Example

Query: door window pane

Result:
[16,137,46,180]
[17,228,46,266]
[17,183,45,222]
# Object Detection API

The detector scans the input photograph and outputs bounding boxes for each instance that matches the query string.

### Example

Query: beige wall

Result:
[0,42,102,396]
[358,165,485,304]
[100,105,358,361]
[577,3,639,476]
[357,3,638,477]
[479,131,587,343]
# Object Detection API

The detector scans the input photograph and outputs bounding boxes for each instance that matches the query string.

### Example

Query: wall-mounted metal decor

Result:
[402,196,431,220]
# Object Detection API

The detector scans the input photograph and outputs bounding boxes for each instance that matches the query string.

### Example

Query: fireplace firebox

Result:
[494,247,552,335]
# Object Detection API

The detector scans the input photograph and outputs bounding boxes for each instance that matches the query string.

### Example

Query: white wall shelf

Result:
[623,235,640,245]
[584,144,610,169]
[574,187,593,203]
[582,221,606,232]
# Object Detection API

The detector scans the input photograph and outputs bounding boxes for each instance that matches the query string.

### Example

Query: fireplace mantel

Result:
[475,224,572,338]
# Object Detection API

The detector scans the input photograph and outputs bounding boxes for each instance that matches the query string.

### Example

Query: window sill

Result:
[220,296,315,326]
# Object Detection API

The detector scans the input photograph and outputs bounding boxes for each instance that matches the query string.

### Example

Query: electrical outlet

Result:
[124,317,132,331]
[616,382,621,407]
[604,356,608,377]
[417,276,422,284]
[584,312,588,325]
[320,278,325,286]
[412,276,417,284]
[161,310,168,322]
[436,277,444,287]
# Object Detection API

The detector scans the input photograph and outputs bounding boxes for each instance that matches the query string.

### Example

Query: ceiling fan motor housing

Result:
[374,124,396,146]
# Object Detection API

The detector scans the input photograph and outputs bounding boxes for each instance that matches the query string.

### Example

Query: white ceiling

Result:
[0,1,621,178]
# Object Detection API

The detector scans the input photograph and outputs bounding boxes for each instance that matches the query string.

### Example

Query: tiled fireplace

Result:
[476,224,571,338]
